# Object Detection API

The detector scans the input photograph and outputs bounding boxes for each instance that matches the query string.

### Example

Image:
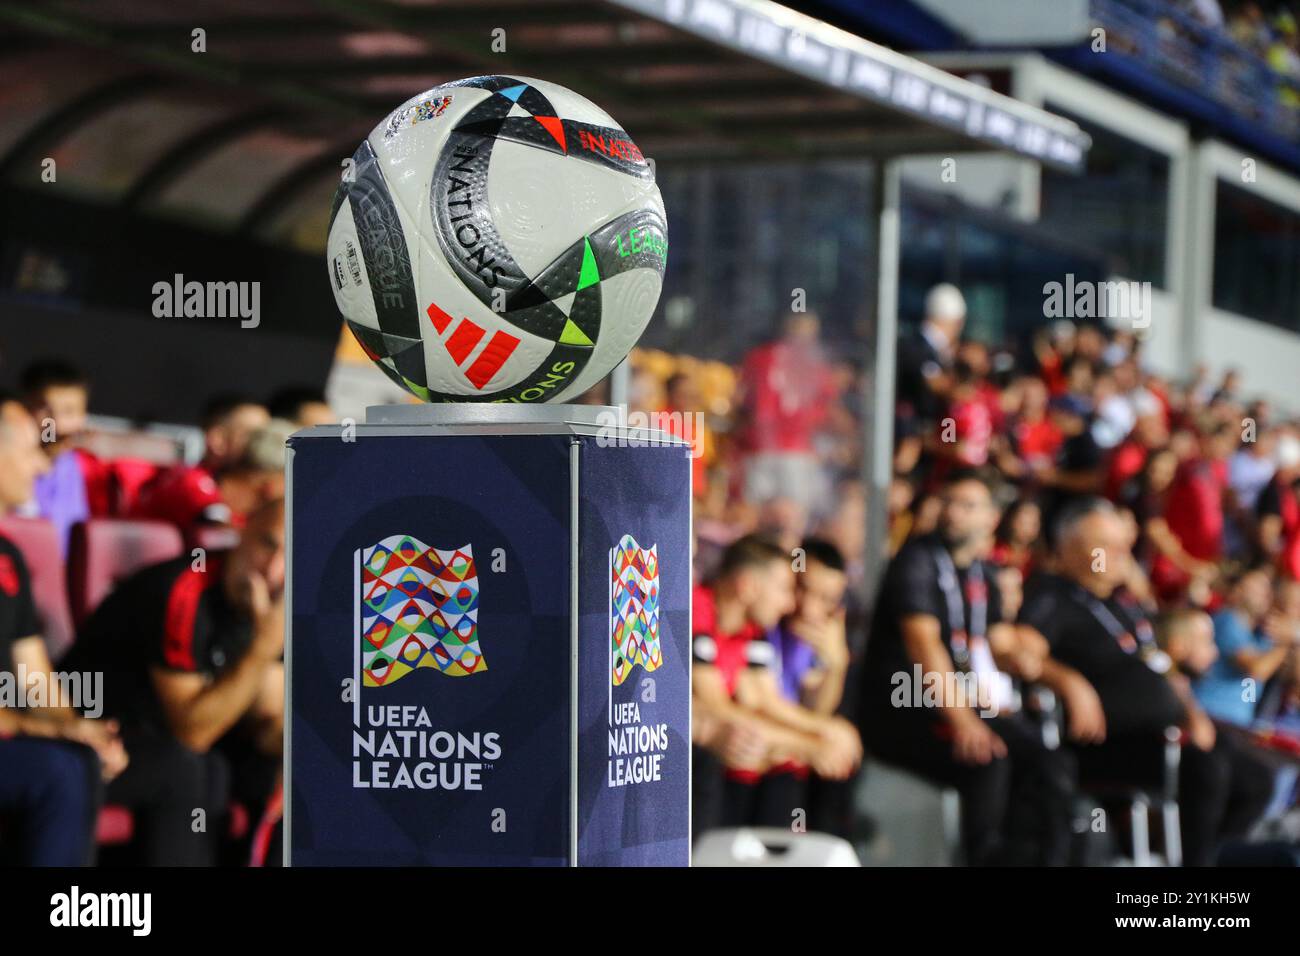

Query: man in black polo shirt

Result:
[65,497,285,865]
[861,468,1074,865]
[1022,496,1273,866]
[0,397,127,865]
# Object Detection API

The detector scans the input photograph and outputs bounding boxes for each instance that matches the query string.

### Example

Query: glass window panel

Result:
[1212,180,1300,331]
[1039,104,1170,288]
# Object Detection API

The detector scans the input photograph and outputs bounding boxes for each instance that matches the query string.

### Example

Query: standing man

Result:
[896,283,966,429]
[860,468,1074,865]
[734,312,838,516]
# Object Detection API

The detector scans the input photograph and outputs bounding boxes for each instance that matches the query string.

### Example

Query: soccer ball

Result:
[327,75,667,403]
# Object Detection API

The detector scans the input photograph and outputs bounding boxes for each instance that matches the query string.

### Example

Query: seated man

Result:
[19,360,99,554]
[129,395,270,532]
[771,536,859,836]
[63,497,286,865]
[691,534,860,836]
[860,468,1072,866]
[0,397,126,865]
[267,386,335,428]
[1021,497,1274,866]
[1197,565,1297,727]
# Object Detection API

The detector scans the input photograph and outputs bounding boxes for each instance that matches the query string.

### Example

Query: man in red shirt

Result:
[934,361,994,481]
[735,313,838,513]
[131,404,287,536]
[1106,410,1168,502]
[999,376,1061,481]
[1159,423,1235,598]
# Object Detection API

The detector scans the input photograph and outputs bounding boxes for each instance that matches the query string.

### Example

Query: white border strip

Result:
[569,439,581,866]
[282,444,295,867]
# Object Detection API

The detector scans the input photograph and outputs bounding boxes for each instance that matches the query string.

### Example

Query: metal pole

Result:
[862,158,901,605]
[610,356,630,409]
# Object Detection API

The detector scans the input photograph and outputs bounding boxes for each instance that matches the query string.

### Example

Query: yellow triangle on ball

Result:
[559,318,593,347]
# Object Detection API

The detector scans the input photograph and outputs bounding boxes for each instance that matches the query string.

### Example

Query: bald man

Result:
[1022,497,1273,866]
[65,497,285,865]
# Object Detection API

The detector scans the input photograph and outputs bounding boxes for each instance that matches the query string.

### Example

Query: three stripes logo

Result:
[426,301,520,390]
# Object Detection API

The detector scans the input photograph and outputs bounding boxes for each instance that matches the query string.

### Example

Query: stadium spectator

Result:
[1039,393,1104,530]
[63,498,286,865]
[992,496,1042,580]
[131,417,290,535]
[1022,497,1273,865]
[267,386,334,427]
[1226,425,1276,555]
[775,538,852,716]
[0,397,127,865]
[1154,422,1235,599]
[778,536,860,835]
[19,360,100,555]
[1189,0,1227,31]
[1106,406,1167,504]
[1231,2,1275,54]
[1256,431,1300,576]
[1197,565,1299,725]
[896,283,966,428]
[660,371,712,498]
[860,468,1073,866]
[734,312,839,515]
[691,534,860,834]
[998,374,1061,480]
[934,359,995,474]
[128,394,269,532]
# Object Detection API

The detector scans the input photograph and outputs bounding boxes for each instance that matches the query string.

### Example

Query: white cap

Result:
[925,283,966,322]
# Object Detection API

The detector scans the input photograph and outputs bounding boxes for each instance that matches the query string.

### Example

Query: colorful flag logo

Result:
[610,533,662,686]
[358,535,486,687]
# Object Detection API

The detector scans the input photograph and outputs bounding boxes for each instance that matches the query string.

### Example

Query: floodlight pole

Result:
[862,157,902,607]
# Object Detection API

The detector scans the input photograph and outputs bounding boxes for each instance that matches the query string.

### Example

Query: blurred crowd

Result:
[4,280,1300,866]
[1105,1,1300,122]
[656,283,1300,865]
[0,362,325,865]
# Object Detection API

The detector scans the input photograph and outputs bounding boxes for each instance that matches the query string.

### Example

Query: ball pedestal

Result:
[284,404,691,866]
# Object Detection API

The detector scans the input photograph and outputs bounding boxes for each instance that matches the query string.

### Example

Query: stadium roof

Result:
[0,0,1090,253]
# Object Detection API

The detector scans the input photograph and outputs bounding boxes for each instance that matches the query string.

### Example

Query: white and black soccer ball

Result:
[327,75,667,403]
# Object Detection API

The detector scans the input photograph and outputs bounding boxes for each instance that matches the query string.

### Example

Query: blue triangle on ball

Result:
[498,84,527,102]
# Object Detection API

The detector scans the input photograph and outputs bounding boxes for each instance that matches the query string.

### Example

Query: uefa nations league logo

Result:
[356,535,486,700]
[610,533,662,687]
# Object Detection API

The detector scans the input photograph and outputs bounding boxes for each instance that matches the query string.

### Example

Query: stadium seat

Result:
[0,516,75,661]
[67,519,185,627]
[1079,727,1183,867]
